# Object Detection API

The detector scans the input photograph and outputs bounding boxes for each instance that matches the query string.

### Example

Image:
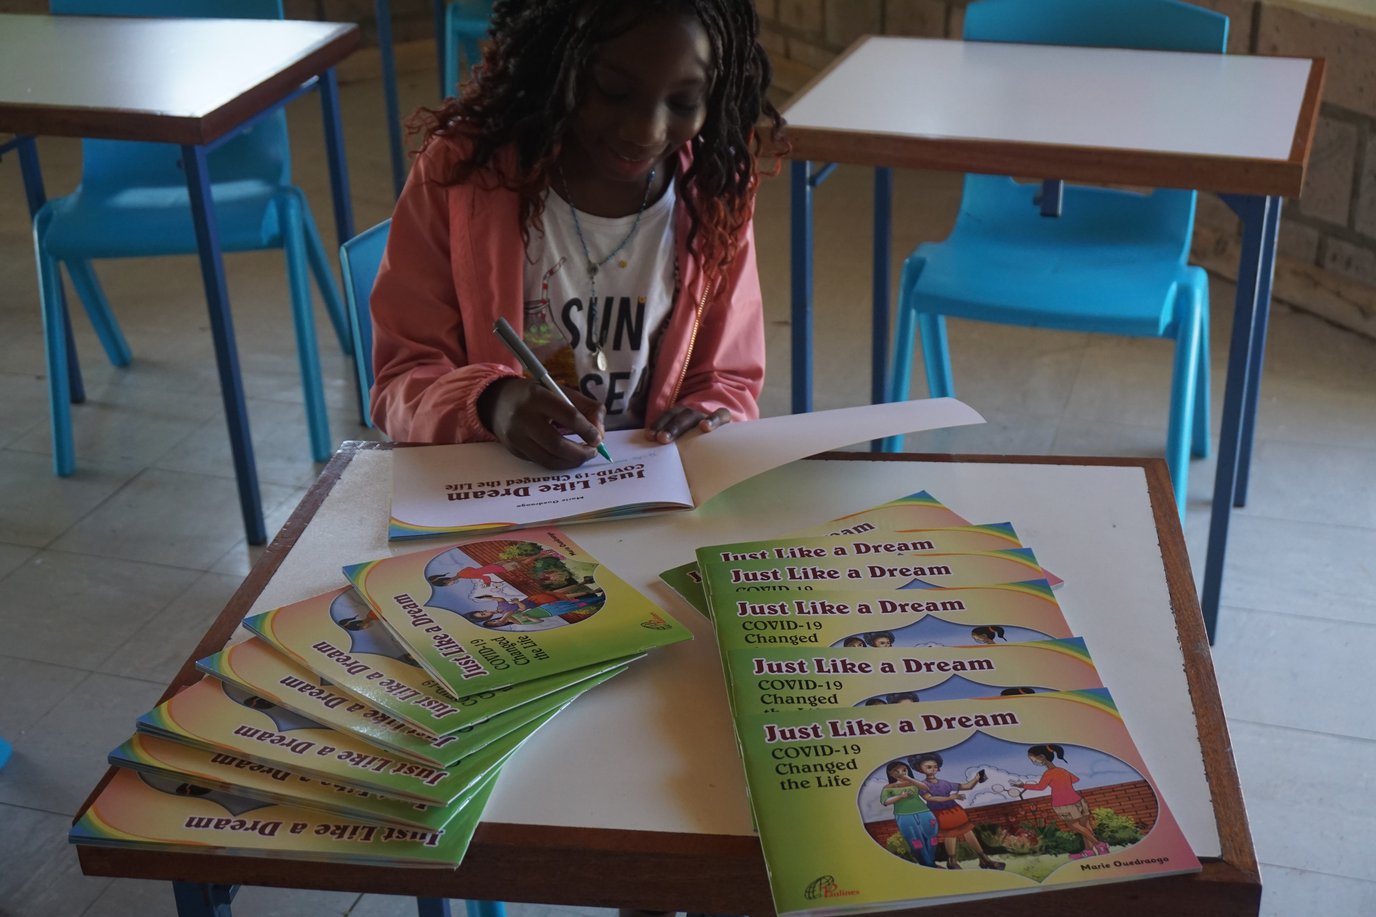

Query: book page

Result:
[389,431,695,538]
[678,398,984,505]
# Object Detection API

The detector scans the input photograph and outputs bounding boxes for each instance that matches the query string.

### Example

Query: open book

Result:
[388,398,983,539]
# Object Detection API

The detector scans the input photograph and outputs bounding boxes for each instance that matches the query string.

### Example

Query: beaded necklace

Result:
[557,164,657,371]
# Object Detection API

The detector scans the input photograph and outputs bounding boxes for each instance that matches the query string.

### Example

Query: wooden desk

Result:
[75,442,1258,916]
[0,13,360,547]
[780,35,1325,639]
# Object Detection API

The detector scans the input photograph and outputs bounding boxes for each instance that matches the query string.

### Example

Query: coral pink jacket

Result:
[369,134,766,443]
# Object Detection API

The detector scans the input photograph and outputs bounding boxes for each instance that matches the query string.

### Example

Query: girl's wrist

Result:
[477,377,518,433]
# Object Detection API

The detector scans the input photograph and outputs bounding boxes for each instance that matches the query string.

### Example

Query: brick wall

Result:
[864,778,1161,847]
[763,0,1376,339]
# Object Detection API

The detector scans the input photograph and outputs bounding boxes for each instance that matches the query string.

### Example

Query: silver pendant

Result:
[593,347,608,372]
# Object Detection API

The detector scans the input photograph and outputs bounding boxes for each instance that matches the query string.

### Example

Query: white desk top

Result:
[0,14,358,144]
[780,36,1322,196]
[241,449,1222,859]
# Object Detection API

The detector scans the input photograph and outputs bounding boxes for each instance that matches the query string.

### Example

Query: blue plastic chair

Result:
[442,0,493,97]
[34,0,350,476]
[340,219,391,426]
[884,0,1226,516]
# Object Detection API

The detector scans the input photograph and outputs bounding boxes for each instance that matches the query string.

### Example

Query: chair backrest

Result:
[51,0,291,192]
[450,0,494,19]
[964,0,1226,52]
[959,0,1228,249]
[340,219,392,401]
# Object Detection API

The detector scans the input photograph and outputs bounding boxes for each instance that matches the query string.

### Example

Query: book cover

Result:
[792,493,1061,589]
[110,733,488,832]
[665,522,1045,618]
[725,639,1103,715]
[137,672,618,806]
[242,586,626,736]
[790,491,972,538]
[735,690,1199,915]
[659,559,711,616]
[706,583,1073,652]
[70,765,496,867]
[387,400,984,539]
[697,541,1048,603]
[196,637,606,768]
[344,528,690,697]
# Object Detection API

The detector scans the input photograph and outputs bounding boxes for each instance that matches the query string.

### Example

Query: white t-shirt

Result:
[521,180,677,430]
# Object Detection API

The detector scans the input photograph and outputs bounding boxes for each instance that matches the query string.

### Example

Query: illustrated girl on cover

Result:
[878,760,937,867]
[913,752,1006,871]
[1010,743,1107,859]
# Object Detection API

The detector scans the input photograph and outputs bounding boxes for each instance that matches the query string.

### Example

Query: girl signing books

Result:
[370,0,784,469]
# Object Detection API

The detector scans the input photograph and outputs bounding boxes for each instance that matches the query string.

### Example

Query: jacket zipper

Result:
[668,274,715,407]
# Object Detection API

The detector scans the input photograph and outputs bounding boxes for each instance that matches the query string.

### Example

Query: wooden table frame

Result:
[0,13,360,547]
[74,443,1259,917]
[781,35,1325,642]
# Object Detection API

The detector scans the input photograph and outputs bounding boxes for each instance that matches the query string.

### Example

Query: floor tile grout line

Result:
[0,538,231,580]
[1256,858,1376,886]
[1212,602,1376,632]
[1227,716,1376,746]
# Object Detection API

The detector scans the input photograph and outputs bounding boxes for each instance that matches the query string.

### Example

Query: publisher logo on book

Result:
[803,876,860,901]
[640,613,672,630]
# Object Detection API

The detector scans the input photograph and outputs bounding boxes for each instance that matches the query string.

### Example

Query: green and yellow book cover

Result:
[137,672,618,806]
[736,690,1199,914]
[110,733,488,832]
[345,527,690,697]
[725,639,1103,715]
[707,583,1072,653]
[196,637,602,768]
[697,539,1047,605]
[70,766,496,867]
[666,521,1044,617]
[243,586,624,736]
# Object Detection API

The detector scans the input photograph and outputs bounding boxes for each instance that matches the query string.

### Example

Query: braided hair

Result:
[408,0,786,281]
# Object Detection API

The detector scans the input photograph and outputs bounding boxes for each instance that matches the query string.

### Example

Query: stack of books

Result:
[71,527,690,866]
[678,491,1200,914]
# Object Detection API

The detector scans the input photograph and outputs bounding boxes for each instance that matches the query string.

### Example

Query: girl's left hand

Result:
[646,407,730,444]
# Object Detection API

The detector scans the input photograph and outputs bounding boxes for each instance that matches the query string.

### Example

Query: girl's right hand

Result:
[478,378,606,470]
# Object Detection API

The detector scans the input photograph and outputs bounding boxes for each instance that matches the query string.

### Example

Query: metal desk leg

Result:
[1232,198,1281,508]
[16,135,85,404]
[790,159,814,414]
[172,881,237,916]
[1200,193,1279,642]
[182,144,268,547]
[375,0,407,198]
[317,67,356,249]
[872,166,892,410]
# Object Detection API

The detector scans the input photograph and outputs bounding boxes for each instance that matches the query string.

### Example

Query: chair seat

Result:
[912,233,1196,337]
[41,178,286,257]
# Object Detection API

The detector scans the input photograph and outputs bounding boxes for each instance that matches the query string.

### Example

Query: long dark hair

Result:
[409,0,786,281]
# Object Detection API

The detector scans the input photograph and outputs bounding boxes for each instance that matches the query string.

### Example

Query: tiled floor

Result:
[3,41,1375,917]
